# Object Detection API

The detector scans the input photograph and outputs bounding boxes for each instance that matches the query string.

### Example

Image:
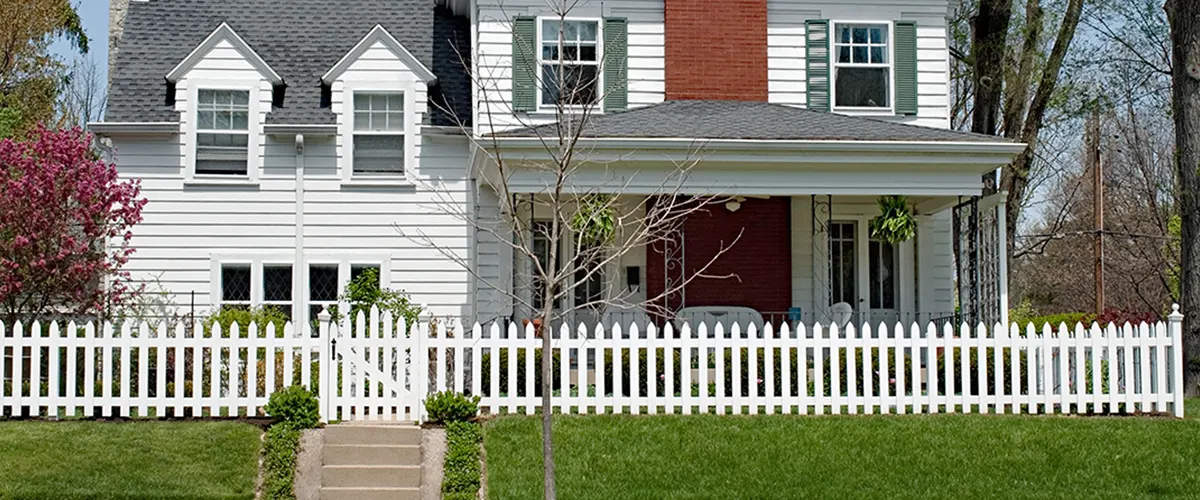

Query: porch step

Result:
[319,424,424,500]
[321,465,422,488]
[323,444,421,466]
[323,425,422,446]
[319,486,420,500]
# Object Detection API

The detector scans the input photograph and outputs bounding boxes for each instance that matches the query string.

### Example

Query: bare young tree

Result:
[59,54,107,128]
[411,4,738,498]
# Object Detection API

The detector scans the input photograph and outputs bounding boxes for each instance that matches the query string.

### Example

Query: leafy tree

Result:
[1165,0,1200,395]
[331,268,422,329]
[0,126,147,323]
[0,0,88,138]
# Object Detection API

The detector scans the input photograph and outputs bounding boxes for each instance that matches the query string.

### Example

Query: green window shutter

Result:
[894,21,918,116]
[603,18,629,112]
[512,16,537,113]
[805,20,830,112]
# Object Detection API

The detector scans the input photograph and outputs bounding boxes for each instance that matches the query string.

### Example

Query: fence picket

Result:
[1154,321,1168,413]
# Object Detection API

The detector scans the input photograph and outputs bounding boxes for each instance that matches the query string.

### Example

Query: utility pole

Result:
[1087,107,1105,315]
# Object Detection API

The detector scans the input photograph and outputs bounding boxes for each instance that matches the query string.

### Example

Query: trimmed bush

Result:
[204,306,290,337]
[262,425,301,500]
[425,391,480,424]
[1014,312,1096,332]
[442,421,482,500]
[265,385,320,431]
[480,348,562,396]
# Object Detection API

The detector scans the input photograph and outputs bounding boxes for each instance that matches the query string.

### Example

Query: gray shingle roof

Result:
[108,0,471,126]
[500,100,1013,143]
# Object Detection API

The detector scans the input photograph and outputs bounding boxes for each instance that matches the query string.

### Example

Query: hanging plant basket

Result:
[570,194,617,247]
[870,195,916,244]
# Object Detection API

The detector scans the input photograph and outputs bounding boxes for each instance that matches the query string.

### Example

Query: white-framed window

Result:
[832,23,892,110]
[531,220,561,310]
[829,221,857,306]
[352,92,405,175]
[538,18,602,108]
[220,264,253,309]
[195,89,251,175]
[262,265,293,320]
[868,237,898,310]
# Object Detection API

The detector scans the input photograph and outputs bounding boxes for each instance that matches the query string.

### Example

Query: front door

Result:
[828,221,899,327]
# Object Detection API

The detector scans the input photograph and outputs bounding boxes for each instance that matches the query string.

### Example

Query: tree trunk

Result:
[972,0,1015,193]
[1167,0,1200,397]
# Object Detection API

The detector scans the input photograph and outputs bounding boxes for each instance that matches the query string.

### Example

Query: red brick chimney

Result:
[664,0,769,101]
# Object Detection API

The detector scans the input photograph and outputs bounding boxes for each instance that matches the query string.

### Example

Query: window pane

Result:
[199,89,216,105]
[839,27,851,43]
[579,45,597,61]
[354,111,371,131]
[264,265,292,302]
[835,67,889,108]
[197,133,248,175]
[197,111,215,129]
[351,265,380,286]
[853,46,868,64]
[542,64,560,104]
[563,45,579,61]
[354,95,370,111]
[222,265,251,302]
[353,135,404,173]
[232,91,249,106]
[198,133,248,148]
[542,44,559,60]
[385,111,404,131]
[542,20,561,41]
[309,265,339,301]
[870,46,886,64]
[371,94,388,110]
[564,21,579,40]
[387,94,403,109]
[196,159,247,175]
[231,111,248,130]
[838,46,851,63]
[853,27,868,43]
[577,21,598,42]
[871,27,887,44]
[215,111,231,129]
[544,64,598,106]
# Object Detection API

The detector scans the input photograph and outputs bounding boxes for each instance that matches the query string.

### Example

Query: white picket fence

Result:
[0,306,1186,421]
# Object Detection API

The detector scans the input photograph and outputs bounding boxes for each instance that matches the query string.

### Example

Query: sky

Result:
[51,0,108,65]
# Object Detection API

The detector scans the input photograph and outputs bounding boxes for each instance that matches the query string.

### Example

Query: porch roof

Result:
[497,100,1015,144]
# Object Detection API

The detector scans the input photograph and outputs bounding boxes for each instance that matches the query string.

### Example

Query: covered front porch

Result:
[472,101,1024,330]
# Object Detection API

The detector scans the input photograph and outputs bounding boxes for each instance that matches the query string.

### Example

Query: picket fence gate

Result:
[0,306,1186,421]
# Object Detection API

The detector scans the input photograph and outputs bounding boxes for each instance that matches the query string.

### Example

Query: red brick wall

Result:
[664,0,769,101]
[647,198,792,315]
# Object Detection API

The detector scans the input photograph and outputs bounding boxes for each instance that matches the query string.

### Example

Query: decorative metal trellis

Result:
[953,196,1002,330]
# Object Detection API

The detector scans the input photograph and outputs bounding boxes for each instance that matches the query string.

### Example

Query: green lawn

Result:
[484,400,1200,499]
[0,421,261,500]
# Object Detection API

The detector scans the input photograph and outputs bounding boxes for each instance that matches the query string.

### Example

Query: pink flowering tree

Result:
[0,126,147,323]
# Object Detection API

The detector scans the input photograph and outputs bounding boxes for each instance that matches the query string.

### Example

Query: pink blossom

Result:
[0,126,147,321]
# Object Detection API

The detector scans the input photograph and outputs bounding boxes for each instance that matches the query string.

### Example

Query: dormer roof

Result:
[322,25,437,85]
[107,0,470,126]
[165,23,283,85]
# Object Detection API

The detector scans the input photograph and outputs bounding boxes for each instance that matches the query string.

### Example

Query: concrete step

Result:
[324,425,421,446]
[322,465,421,489]
[323,444,421,466]
[320,486,421,500]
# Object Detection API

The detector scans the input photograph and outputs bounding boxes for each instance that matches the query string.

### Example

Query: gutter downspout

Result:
[295,134,306,331]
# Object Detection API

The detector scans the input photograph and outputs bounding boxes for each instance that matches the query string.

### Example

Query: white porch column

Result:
[997,193,1009,326]
[915,214,938,324]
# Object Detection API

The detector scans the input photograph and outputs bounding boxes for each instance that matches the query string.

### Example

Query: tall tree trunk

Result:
[972,0,1015,192]
[1001,0,1084,267]
[1167,0,1200,397]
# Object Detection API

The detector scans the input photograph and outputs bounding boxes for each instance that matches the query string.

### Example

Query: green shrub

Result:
[331,268,422,328]
[1014,312,1096,332]
[425,391,480,423]
[204,306,290,337]
[480,348,562,396]
[263,425,301,500]
[265,385,320,430]
[442,421,482,499]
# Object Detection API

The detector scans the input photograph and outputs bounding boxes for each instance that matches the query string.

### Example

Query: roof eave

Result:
[489,136,1027,155]
[165,23,284,85]
[88,122,180,136]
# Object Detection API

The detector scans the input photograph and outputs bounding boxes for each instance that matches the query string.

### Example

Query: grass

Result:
[484,399,1200,499]
[0,420,261,500]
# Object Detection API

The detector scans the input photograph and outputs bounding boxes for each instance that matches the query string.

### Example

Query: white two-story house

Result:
[95,0,1022,331]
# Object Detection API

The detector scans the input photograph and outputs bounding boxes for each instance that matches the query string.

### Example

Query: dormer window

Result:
[352,92,405,175]
[539,19,601,108]
[195,89,250,175]
[833,23,891,109]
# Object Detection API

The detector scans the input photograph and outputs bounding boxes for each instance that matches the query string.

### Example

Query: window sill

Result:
[183,177,259,189]
[341,177,416,189]
[832,108,897,117]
